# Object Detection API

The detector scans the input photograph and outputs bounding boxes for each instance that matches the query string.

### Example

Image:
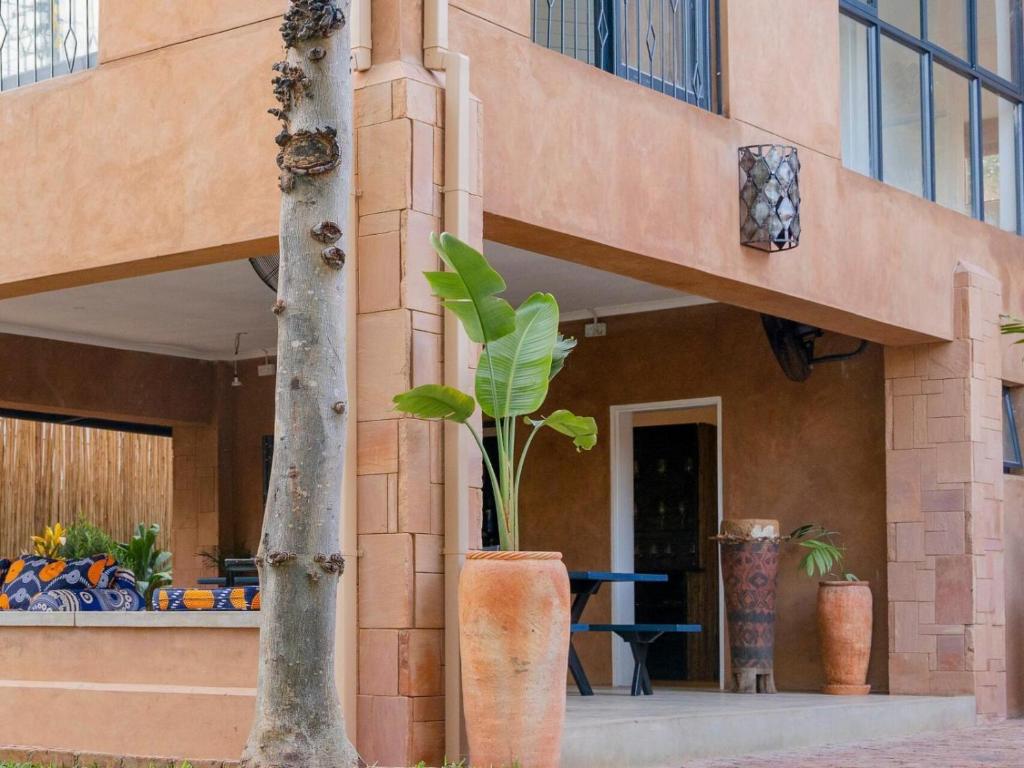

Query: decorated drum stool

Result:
[716,519,781,694]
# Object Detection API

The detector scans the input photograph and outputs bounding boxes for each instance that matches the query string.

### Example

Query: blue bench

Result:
[573,623,702,696]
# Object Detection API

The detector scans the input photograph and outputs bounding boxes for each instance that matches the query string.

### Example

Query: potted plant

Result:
[394,233,596,768]
[791,524,872,695]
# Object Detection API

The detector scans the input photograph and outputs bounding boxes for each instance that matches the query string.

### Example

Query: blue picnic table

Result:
[568,571,701,696]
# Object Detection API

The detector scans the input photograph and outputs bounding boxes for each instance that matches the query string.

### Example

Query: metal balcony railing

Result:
[533,0,720,112]
[0,0,98,92]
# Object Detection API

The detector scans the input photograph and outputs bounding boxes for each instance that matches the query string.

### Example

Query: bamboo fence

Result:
[0,418,172,558]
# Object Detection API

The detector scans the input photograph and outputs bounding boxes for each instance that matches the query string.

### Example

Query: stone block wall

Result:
[884,262,1007,717]
[171,424,220,589]
[352,64,484,766]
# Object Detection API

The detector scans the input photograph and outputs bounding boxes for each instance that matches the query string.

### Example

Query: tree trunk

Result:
[242,2,358,766]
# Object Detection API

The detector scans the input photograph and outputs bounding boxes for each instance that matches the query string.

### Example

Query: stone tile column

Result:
[170,424,219,588]
[352,63,481,765]
[885,262,1006,718]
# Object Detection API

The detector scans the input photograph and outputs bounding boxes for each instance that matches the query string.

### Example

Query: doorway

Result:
[610,398,723,688]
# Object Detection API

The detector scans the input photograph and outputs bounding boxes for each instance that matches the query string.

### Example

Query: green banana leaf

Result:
[393,384,476,423]
[476,292,559,418]
[526,409,598,451]
[424,233,516,345]
[549,334,577,380]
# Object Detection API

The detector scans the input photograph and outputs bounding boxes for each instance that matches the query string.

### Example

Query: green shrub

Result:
[60,517,117,560]
[114,523,173,609]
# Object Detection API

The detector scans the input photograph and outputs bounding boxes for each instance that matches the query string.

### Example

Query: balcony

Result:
[532,0,721,112]
[0,0,99,92]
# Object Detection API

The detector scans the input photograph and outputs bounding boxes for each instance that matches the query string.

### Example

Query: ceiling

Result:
[0,244,707,361]
[484,240,708,320]
[0,259,279,360]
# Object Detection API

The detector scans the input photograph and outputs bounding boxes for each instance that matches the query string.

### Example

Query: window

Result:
[533,0,721,113]
[1004,387,1023,471]
[840,0,1024,234]
[0,0,99,92]
[840,15,873,175]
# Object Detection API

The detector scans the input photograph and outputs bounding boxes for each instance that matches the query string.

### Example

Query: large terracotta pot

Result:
[459,550,570,768]
[817,581,872,695]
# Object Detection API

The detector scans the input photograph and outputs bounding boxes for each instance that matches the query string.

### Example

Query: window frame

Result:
[1005,387,1023,472]
[840,0,1024,234]
[532,0,722,114]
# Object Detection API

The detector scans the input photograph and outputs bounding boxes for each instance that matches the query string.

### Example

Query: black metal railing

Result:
[533,0,719,112]
[0,0,98,93]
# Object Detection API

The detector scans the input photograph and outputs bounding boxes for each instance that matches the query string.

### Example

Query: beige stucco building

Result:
[1,1,1024,766]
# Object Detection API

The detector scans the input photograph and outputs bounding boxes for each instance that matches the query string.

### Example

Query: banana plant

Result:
[393,233,597,551]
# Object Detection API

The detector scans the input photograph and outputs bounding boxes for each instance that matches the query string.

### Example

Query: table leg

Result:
[568,582,601,696]
[568,640,594,696]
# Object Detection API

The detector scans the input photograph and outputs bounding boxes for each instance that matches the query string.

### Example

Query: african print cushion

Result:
[27,587,145,612]
[0,559,8,586]
[153,587,261,611]
[0,554,120,610]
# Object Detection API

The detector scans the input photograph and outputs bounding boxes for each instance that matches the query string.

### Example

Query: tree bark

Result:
[242,2,358,766]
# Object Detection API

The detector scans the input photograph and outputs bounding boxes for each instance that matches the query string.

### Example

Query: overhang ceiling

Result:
[0,260,278,360]
[0,244,707,360]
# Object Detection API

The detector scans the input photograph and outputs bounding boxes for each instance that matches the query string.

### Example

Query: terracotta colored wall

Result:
[517,304,889,692]
[451,5,1024,346]
[0,20,279,298]
[0,333,214,425]
[3,2,1023,353]
[1006,475,1024,715]
[221,358,278,555]
[100,0,286,62]
[0,623,258,760]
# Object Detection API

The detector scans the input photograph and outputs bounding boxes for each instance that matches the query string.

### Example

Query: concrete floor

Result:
[684,719,1024,767]
[561,688,977,768]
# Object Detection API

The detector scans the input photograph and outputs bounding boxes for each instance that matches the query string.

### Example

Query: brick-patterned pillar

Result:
[885,262,1006,718]
[353,70,448,767]
[170,424,219,588]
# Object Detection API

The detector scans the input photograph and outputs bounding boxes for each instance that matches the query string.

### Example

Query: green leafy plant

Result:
[790,524,857,581]
[1001,315,1024,341]
[393,233,597,551]
[114,523,173,608]
[60,517,116,560]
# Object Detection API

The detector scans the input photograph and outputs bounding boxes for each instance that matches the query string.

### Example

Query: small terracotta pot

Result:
[817,581,872,695]
[459,550,570,768]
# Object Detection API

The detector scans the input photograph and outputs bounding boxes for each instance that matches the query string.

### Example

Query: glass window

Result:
[1004,388,1023,471]
[977,0,1021,83]
[981,87,1020,230]
[881,37,924,196]
[877,1,921,35]
[840,1,1023,234]
[927,0,969,59]
[933,64,973,215]
[840,15,872,176]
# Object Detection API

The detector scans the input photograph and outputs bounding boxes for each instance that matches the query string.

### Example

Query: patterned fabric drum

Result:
[719,538,780,693]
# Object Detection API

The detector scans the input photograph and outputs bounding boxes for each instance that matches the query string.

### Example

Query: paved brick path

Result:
[682,720,1024,768]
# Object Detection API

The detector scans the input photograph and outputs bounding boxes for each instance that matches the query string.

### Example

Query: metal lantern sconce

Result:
[738,144,801,252]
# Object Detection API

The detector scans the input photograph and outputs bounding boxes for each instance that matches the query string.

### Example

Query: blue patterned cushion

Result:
[0,555,120,610]
[153,587,261,611]
[27,587,144,612]
[0,559,8,586]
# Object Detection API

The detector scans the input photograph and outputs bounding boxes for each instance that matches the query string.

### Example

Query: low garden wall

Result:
[0,613,259,762]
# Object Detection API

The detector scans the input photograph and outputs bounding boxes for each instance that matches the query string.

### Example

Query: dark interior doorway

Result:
[632,422,719,683]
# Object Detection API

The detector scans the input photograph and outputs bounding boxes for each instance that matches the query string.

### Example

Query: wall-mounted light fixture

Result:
[231,332,246,388]
[738,144,800,252]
